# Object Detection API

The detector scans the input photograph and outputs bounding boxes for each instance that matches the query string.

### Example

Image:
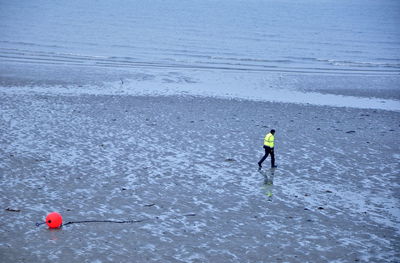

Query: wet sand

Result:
[1,92,399,262]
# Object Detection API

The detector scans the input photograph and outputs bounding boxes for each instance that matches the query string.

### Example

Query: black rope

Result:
[62,219,146,226]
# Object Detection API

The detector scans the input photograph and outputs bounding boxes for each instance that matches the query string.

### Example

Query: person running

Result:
[258,129,277,170]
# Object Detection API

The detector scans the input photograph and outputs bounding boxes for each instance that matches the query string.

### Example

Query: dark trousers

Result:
[258,146,275,167]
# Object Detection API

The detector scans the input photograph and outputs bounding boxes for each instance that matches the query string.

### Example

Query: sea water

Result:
[0,0,399,108]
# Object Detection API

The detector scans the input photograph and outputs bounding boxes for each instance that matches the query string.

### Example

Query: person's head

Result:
[270,129,275,135]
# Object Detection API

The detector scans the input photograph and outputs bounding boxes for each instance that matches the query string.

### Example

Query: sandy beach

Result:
[1,90,399,262]
[1,0,400,261]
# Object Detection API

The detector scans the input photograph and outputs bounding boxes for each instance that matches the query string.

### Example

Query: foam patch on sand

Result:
[1,70,399,112]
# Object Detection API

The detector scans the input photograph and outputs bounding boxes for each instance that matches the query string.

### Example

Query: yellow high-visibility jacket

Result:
[264,133,274,148]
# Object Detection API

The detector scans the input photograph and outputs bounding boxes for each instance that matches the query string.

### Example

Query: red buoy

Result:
[46,212,63,228]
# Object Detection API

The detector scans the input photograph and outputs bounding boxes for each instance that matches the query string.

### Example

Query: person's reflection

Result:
[260,168,276,201]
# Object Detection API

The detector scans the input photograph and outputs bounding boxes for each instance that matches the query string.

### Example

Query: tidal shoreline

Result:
[1,91,399,262]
